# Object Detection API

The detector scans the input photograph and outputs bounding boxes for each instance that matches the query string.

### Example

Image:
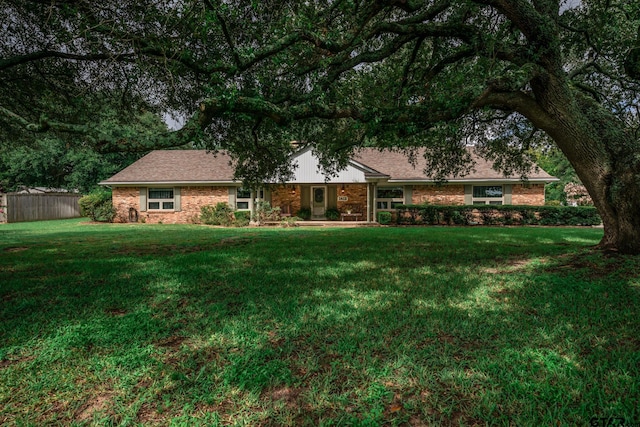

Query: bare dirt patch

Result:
[544,252,634,279]
[136,402,166,425]
[264,386,305,409]
[0,355,35,369]
[155,335,186,349]
[105,308,128,317]
[75,393,113,423]
[3,246,28,252]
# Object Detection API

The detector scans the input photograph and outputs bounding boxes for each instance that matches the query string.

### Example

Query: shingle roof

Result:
[354,148,556,181]
[100,150,237,184]
[100,147,556,185]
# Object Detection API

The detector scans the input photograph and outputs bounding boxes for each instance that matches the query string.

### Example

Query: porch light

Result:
[290,185,296,195]
[341,185,345,194]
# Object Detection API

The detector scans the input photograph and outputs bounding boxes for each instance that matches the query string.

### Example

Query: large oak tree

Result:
[1,0,639,252]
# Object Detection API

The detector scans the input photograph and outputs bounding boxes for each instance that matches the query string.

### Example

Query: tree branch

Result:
[471,89,559,133]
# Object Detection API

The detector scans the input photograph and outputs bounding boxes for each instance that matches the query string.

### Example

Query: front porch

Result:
[270,183,376,222]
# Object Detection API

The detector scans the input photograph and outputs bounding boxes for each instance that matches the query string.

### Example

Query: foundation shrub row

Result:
[395,205,601,226]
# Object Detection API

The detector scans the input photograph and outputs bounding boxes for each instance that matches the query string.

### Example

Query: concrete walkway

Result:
[263,220,380,227]
[295,220,380,227]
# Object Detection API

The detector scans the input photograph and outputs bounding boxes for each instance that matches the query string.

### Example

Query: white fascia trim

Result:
[99,181,239,186]
[387,178,560,184]
[347,159,384,175]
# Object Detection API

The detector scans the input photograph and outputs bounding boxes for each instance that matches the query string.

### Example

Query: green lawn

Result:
[1,219,638,426]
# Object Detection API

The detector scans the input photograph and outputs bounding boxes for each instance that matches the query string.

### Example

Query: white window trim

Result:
[236,187,252,211]
[235,187,265,211]
[148,188,175,211]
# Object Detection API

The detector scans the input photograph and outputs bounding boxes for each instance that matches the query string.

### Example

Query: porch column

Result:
[372,183,378,223]
[366,184,371,223]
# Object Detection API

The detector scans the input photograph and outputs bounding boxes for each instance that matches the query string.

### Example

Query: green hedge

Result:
[201,203,235,226]
[395,205,601,226]
[377,211,392,225]
[79,190,116,222]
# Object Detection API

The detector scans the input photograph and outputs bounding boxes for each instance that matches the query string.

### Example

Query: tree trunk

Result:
[530,76,640,254]
[592,169,640,254]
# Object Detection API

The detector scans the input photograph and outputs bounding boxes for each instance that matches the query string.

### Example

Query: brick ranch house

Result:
[100,147,558,224]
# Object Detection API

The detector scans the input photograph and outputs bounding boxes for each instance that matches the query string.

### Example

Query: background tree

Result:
[0,137,143,194]
[1,0,639,252]
[533,146,580,204]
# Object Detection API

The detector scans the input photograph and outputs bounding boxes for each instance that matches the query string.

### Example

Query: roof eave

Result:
[387,177,559,183]
[99,180,239,186]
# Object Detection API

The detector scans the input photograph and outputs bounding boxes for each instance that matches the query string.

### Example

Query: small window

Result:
[377,186,404,210]
[236,187,251,210]
[148,188,174,211]
[472,186,503,205]
[237,188,251,199]
[235,187,264,210]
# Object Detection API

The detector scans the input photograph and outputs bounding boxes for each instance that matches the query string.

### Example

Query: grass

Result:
[0,218,638,426]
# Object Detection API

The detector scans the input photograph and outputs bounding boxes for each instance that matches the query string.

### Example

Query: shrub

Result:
[377,211,392,225]
[253,200,280,225]
[280,216,300,227]
[394,204,601,226]
[233,211,251,227]
[325,208,340,221]
[201,203,235,226]
[418,205,439,225]
[79,190,116,222]
[296,207,312,220]
[450,210,466,225]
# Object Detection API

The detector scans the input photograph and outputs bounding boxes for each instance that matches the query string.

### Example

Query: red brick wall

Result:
[112,186,229,224]
[112,187,140,223]
[512,184,545,205]
[337,184,367,211]
[271,185,302,215]
[411,185,465,205]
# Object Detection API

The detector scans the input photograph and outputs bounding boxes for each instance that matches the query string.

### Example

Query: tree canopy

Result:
[2,0,640,252]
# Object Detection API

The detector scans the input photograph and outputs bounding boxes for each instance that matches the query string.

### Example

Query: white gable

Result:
[290,149,368,183]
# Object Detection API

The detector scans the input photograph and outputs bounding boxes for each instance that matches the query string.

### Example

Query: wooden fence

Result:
[1,193,82,223]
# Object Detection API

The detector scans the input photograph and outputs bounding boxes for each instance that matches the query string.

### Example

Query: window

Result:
[472,185,503,205]
[236,188,264,210]
[376,186,404,209]
[236,187,251,210]
[148,188,174,210]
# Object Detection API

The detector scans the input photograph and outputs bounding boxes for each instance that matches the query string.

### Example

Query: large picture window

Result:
[472,185,503,205]
[148,188,175,210]
[376,186,404,210]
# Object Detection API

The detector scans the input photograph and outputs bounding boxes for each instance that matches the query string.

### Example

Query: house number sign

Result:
[337,196,348,201]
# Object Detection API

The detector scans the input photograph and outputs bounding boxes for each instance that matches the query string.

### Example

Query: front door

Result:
[311,186,326,218]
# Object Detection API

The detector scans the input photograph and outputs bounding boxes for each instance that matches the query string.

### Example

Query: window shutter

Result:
[404,185,413,205]
[464,185,472,205]
[139,188,147,212]
[174,187,181,211]
[228,187,236,207]
[503,184,512,205]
